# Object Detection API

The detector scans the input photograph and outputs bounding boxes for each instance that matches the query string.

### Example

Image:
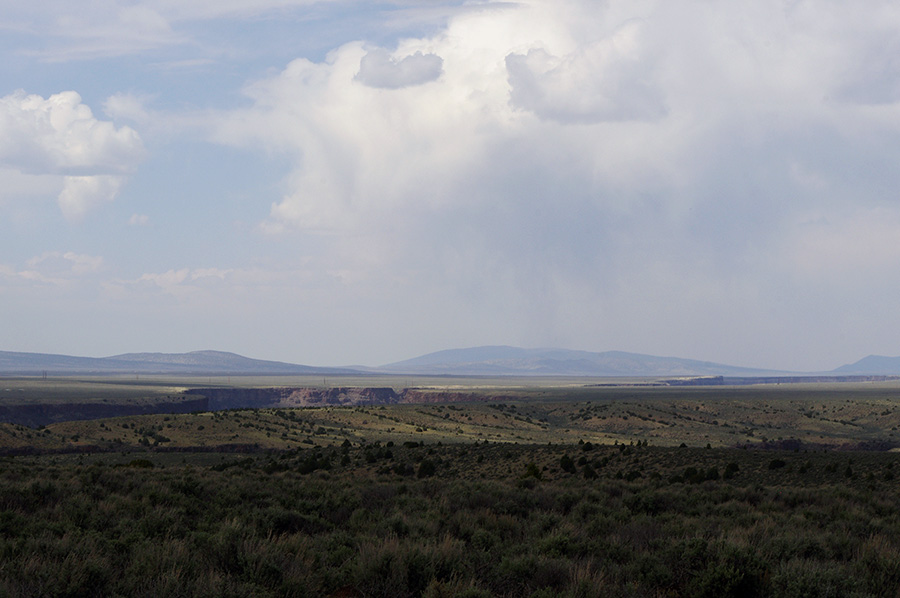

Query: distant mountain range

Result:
[0,350,356,376]
[378,346,783,377]
[0,346,898,377]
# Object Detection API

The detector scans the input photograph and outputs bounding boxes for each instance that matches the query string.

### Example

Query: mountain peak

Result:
[832,355,900,375]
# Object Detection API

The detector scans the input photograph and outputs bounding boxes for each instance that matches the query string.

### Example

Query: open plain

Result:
[2,376,900,452]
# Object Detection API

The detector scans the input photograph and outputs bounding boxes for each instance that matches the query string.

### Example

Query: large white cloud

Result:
[0,90,143,219]
[10,0,898,369]
[207,0,900,370]
[0,90,142,173]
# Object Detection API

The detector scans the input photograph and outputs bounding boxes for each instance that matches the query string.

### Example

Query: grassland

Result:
[0,377,193,404]
[2,378,894,453]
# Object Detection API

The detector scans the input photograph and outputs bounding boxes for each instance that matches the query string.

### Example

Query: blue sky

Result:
[2,0,900,371]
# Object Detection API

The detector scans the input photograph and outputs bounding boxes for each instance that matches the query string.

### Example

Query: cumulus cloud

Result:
[506,21,666,123]
[0,167,60,203]
[204,0,900,370]
[0,90,143,174]
[0,90,143,218]
[58,175,125,220]
[355,49,443,89]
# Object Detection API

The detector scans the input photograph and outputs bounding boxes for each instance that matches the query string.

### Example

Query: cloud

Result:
[3,1,468,61]
[133,267,234,294]
[58,175,125,221]
[505,20,666,123]
[790,208,900,278]
[103,93,153,126]
[0,90,143,218]
[836,32,900,105]
[138,268,190,288]
[355,48,443,89]
[0,91,143,174]
[203,0,900,370]
[129,213,150,226]
[149,0,340,22]
[0,251,104,285]
[20,5,182,61]
[27,251,104,275]
[0,167,61,202]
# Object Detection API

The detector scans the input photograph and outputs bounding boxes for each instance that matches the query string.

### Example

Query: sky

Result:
[2,0,900,371]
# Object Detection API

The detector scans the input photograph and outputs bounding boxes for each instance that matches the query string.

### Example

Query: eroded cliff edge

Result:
[185,387,515,410]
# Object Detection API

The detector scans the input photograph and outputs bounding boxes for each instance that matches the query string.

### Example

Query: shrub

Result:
[417,459,436,478]
[524,462,542,480]
[723,462,739,480]
[769,558,854,598]
[688,543,766,598]
[123,459,154,469]
[683,467,706,484]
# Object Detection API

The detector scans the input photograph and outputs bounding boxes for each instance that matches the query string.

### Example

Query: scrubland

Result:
[20,381,900,452]
[2,441,900,597]
[2,379,900,596]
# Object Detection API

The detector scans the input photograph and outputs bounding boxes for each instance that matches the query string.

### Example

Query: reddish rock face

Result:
[282,387,401,406]
[184,386,524,411]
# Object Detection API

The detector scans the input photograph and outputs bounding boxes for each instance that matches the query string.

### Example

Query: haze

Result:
[2,1,899,372]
